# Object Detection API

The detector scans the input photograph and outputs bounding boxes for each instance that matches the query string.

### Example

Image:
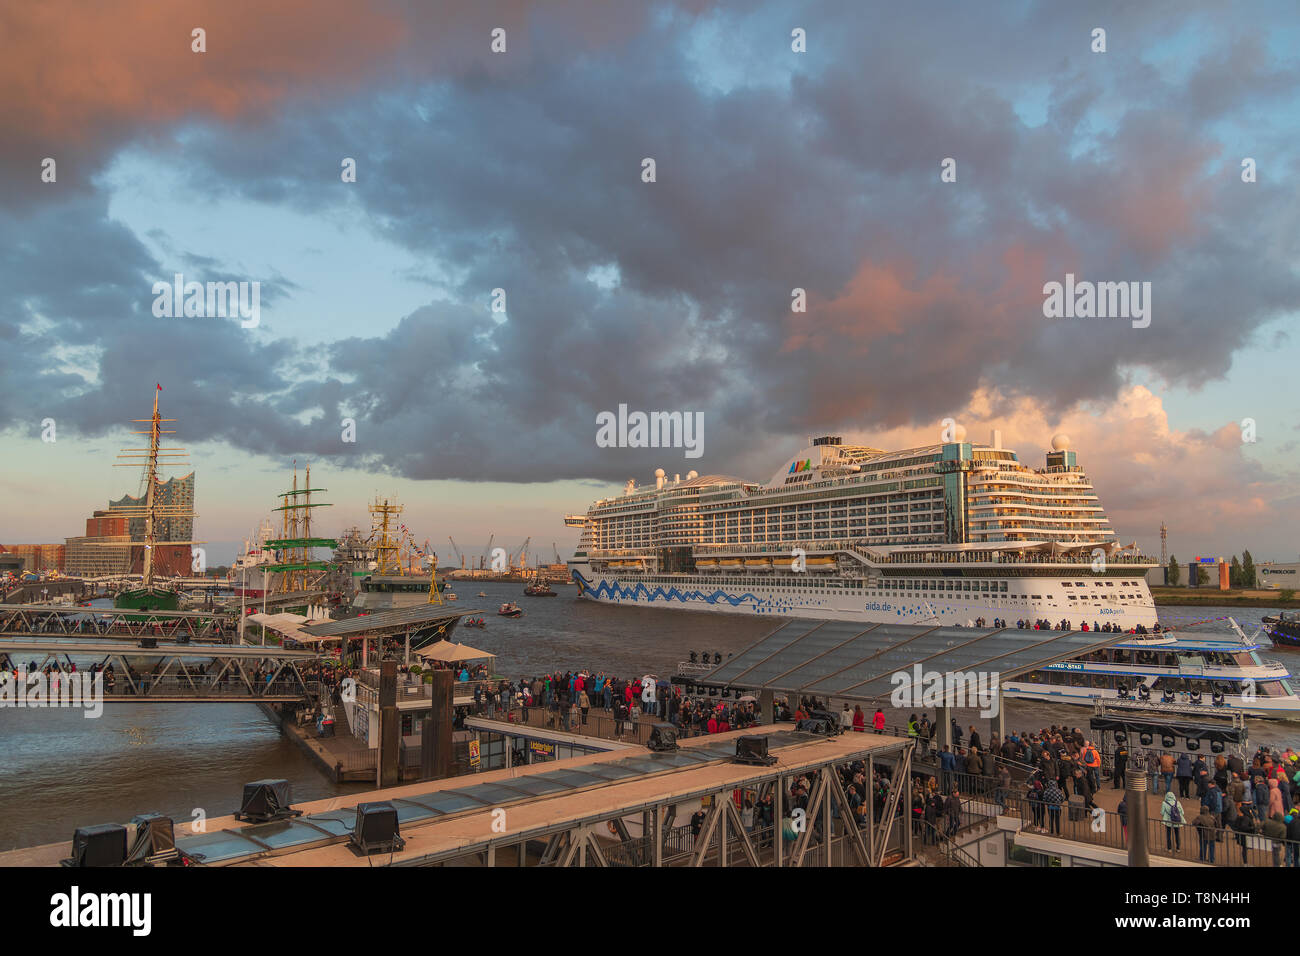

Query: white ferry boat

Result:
[1004,621,1300,718]
[566,431,1159,629]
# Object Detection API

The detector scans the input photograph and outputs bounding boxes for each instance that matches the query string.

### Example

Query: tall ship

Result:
[566,431,1159,629]
[112,385,196,613]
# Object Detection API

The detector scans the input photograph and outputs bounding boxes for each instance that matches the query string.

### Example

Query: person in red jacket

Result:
[852,705,865,733]
[707,713,719,734]
[873,708,886,733]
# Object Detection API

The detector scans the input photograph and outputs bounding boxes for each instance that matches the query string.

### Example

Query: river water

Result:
[1,585,1294,851]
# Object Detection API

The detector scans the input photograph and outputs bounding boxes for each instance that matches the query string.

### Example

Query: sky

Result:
[1,0,1298,566]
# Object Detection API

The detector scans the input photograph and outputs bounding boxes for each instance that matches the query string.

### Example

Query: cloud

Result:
[844,384,1299,558]
[1,0,1298,514]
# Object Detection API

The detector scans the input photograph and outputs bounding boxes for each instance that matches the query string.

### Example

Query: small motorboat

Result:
[477,591,487,598]
[498,602,523,618]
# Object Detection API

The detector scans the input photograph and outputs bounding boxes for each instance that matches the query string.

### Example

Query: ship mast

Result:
[266,463,336,593]
[142,388,160,586]
[114,384,190,589]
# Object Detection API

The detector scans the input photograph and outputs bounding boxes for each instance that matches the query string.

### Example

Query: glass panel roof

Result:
[235,819,333,849]
[537,769,612,788]
[449,784,531,805]
[577,763,650,780]
[301,812,355,836]
[389,800,441,823]
[498,775,572,795]
[400,790,492,814]
[705,620,824,682]
[706,618,1114,702]
[174,830,266,863]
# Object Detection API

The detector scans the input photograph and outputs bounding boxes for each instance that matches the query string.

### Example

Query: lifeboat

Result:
[695,558,719,570]
[805,556,836,572]
[719,558,743,572]
[744,558,773,572]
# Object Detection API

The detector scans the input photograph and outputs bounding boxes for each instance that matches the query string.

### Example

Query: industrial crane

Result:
[511,536,532,570]
[481,533,495,571]
[447,536,465,569]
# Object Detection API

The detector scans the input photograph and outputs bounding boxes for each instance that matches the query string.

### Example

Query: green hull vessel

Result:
[114,587,181,616]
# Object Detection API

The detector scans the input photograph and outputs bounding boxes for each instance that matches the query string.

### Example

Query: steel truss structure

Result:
[0,604,228,642]
[0,640,319,703]
[393,736,915,868]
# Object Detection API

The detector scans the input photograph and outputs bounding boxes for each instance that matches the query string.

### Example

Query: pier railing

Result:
[1000,792,1300,867]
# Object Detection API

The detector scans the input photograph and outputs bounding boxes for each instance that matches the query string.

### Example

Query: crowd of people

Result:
[1017,618,1161,634]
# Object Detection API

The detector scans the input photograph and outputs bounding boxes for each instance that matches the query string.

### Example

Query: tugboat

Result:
[523,573,556,597]
[498,602,523,618]
[1263,612,1300,648]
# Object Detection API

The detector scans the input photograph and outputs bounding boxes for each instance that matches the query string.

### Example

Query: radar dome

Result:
[1051,433,1072,451]
[953,424,967,442]
[654,468,666,477]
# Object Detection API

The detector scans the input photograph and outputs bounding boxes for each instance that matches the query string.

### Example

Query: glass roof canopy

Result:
[173,730,819,865]
[696,619,1124,702]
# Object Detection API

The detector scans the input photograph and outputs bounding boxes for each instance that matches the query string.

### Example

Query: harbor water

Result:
[1,584,1295,851]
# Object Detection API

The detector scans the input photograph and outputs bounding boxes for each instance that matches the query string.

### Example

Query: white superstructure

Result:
[566,432,1159,629]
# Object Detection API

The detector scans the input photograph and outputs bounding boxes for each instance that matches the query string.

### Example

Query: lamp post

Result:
[239,564,246,643]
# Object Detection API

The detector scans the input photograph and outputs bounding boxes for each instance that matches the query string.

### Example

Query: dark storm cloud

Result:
[2,0,1299,484]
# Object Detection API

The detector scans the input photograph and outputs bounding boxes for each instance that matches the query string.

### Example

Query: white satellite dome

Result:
[1051,433,1072,451]
[953,424,967,442]
[654,468,666,478]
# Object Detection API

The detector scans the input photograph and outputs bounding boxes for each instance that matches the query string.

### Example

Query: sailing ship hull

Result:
[114,586,181,615]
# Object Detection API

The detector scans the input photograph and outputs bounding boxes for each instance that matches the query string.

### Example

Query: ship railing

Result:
[687,541,1155,566]
[676,661,716,674]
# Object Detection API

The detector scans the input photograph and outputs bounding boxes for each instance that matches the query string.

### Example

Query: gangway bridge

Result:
[0,639,322,704]
[0,604,231,643]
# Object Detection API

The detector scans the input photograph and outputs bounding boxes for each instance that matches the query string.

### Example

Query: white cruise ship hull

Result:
[569,562,1159,631]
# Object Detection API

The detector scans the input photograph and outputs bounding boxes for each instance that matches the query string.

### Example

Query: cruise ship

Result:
[565,431,1160,629]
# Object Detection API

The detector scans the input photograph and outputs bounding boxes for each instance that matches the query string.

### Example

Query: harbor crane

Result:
[448,536,466,569]
[481,533,495,571]
[511,536,532,570]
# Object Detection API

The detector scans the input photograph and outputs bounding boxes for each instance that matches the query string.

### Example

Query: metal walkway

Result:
[0,639,321,703]
[0,604,230,642]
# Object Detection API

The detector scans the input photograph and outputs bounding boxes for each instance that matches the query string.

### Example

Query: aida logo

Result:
[788,459,812,474]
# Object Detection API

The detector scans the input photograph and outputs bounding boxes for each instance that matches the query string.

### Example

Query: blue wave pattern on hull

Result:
[577,574,760,607]
[572,571,935,617]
